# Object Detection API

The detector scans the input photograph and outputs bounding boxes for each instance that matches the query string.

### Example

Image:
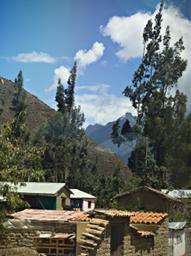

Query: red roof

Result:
[11,209,87,223]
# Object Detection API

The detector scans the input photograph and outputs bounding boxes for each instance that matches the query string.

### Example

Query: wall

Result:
[186,227,191,256]
[0,229,37,250]
[116,190,181,220]
[56,187,71,210]
[90,225,111,256]
[169,229,186,256]
[76,222,88,255]
[123,218,168,256]
[23,195,56,210]
[82,199,96,211]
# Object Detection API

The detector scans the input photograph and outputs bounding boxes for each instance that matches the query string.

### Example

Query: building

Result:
[4,209,90,256]
[70,189,96,211]
[2,208,169,256]
[162,189,191,214]
[113,186,184,220]
[168,221,186,256]
[0,182,72,210]
[80,209,169,256]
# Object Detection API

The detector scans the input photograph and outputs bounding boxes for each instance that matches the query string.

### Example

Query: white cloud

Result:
[12,51,57,63]
[46,65,70,91]
[76,84,110,92]
[101,4,191,109]
[101,12,150,60]
[76,89,136,126]
[74,41,105,71]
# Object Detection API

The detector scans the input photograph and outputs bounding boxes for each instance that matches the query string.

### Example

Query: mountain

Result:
[86,112,137,162]
[0,77,54,133]
[0,77,131,178]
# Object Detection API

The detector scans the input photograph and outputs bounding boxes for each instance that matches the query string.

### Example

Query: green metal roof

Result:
[70,189,96,199]
[0,182,68,196]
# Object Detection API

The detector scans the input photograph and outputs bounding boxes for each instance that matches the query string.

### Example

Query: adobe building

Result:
[113,186,184,220]
[2,208,169,256]
[79,209,169,256]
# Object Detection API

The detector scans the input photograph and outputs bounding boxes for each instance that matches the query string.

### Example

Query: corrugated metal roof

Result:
[70,189,96,199]
[0,182,67,196]
[169,221,186,230]
[162,189,191,198]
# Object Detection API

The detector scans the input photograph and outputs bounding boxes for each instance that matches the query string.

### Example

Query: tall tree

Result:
[37,62,87,182]
[113,1,187,188]
[55,78,65,113]
[65,61,77,112]
[11,71,29,144]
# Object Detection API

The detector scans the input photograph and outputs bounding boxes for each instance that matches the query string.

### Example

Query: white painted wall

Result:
[82,198,96,211]
[169,229,186,256]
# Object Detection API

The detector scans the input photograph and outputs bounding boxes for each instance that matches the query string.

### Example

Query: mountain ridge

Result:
[85,112,137,162]
[0,76,131,178]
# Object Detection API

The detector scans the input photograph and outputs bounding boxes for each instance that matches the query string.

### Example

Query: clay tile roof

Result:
[71,214,90,222]
[94,209,167,224]
[130,211,167,224]
[94,209,133,217]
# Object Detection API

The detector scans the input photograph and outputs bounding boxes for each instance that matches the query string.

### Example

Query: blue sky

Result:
[0,0,191,126]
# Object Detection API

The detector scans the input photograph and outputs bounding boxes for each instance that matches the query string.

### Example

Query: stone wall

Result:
[90,225,111,256]
[0,220,76,251]
[88,217,168,256]
[0,229,37,249]
[123,218,168,256]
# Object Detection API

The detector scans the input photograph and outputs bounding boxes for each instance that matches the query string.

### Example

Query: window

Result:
[88,201,91,209]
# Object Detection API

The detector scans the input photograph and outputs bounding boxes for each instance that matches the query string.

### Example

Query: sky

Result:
[0,0,191,126]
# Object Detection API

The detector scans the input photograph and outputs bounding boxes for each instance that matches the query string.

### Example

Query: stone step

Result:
[80,238,97,247]
[87,224,105,231]
[82,232,101,241]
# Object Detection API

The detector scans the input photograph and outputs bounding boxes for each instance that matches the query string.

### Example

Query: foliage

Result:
[10,71,29,145]
[0,72,45,239]
[112,1,188,189]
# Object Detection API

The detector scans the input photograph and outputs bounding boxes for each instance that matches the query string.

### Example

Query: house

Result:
[113,186,184,220]
[5,209,90,256]
[0,182,72,210]
[162,189,191,213]
[80,209,169,256]
[168,221,186,256]
[70,189,96,211]
[4,208,169,256]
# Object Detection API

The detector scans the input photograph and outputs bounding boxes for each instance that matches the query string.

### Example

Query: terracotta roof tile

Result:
[71,214,90,222]
[94,209,167,224]
[130,211,167,224]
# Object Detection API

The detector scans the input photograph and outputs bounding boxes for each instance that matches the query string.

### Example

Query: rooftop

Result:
[162,189,191,199]
[11,209,87,222]
[130,211,167,224]
[70,189,96,199]
[114,186,182,203]
[0,182,70,196]
[168,221,186,230]
[94,209,167,224]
